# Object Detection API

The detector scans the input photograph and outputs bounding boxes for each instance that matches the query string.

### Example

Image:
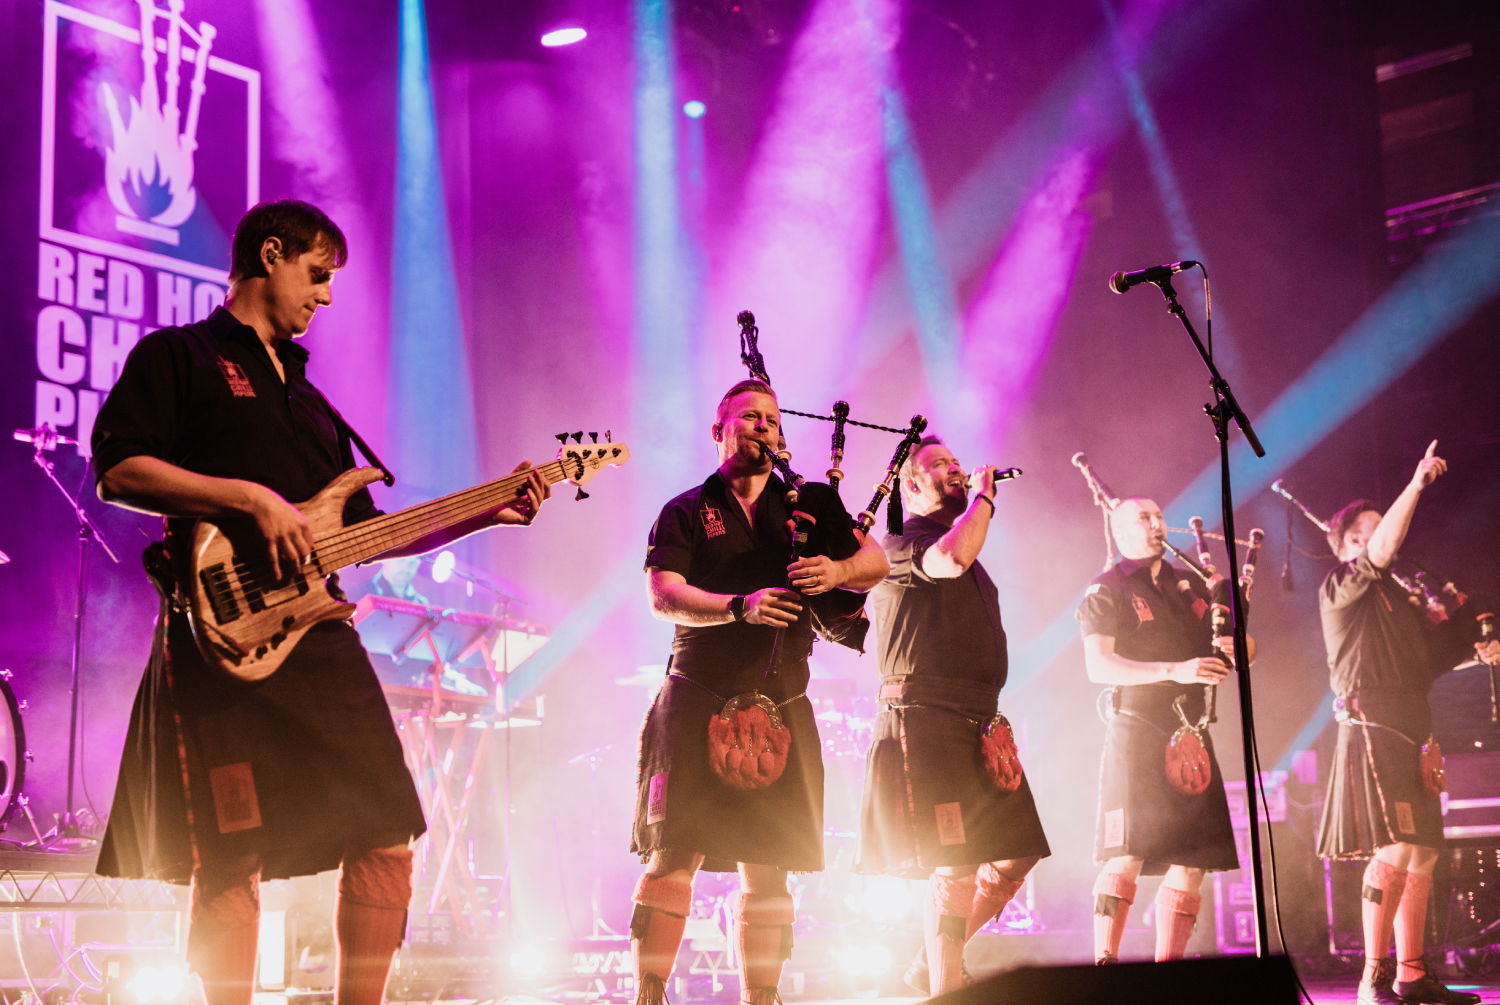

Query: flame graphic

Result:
[101,85,198,230]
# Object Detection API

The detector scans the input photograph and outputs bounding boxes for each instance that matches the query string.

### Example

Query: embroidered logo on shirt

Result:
[217,357,255,397]
[1395,801,1415,835]
[701,504,726,539]
[934,801,967,846]
[209,762,263,834]
[1131,595,1155,624]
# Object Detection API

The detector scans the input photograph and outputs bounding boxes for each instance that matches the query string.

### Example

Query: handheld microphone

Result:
[1108,260,1199,294]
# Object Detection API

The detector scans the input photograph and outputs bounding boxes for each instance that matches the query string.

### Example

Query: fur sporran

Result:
[1420,737,1446,797]
[1165,726,1212,796]
[980,713,1024,793]
[707,692,791,790]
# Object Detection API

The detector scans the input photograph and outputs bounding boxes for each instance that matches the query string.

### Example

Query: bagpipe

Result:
[1072,452,1263,795]
[735,310,1018,661]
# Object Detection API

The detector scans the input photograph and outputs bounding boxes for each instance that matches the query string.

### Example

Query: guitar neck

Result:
[314,459,570,572]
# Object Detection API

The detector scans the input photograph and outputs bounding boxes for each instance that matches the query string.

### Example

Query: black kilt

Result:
[1316,689,1443,858]
[857,676,1050,878]
[1095,684,1238,874]
[97,610,426,884]
[631,666,824,873]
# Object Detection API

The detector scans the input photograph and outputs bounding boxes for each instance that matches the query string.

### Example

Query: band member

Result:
[369,554,428,605]
[1316,442,1497,1005]
[90,200,548,1005]
[632,379,888,1005]
[1077,498,1247,965]
[857,436,1050,996]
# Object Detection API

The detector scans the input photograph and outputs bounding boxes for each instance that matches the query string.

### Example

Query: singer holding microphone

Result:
[856,436,1049,996]
[1316,441,1499,1005]
[1076,498,1251,966]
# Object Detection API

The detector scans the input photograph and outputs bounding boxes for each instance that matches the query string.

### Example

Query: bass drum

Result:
[0,671,27,827]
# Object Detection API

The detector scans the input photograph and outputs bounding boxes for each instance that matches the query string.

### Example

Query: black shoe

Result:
[902,950,973,996]
[1359,958,1403,1005]
[1095,951,1118,966]
[1393,970,1482,1005]
[635,972,669,1005]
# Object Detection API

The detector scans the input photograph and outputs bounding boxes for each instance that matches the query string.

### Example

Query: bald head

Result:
[1110,497,1166,561]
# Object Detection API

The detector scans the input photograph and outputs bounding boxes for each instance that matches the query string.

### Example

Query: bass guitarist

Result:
[90,200,548,1005]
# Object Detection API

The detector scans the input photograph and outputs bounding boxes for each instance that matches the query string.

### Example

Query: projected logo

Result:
[40,0,259,281]
[30,1,262,456]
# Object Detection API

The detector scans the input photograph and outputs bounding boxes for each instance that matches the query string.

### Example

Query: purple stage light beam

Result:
[707,0,900,403]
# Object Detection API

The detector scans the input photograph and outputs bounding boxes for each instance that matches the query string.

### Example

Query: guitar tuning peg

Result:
[589,431,598,443]
[575,487,590,501]
[556,433,569,444]
[571,431,584,443]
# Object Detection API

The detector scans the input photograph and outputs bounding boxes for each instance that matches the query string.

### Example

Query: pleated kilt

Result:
[631,658,825,873]
[857,675,1050,878]
[97,610,426,884]
[1095,684,1239,874]
[1316,689,1443,858]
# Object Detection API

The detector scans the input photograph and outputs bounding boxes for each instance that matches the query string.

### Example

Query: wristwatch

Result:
[729,595,748,621]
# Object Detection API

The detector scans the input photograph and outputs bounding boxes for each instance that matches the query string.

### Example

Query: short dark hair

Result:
[1327,499,1378,555]
[900,434,947,491]
[716,379,776,424]
[229,200,348,282]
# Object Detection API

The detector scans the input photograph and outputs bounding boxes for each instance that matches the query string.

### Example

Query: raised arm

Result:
[1367,440,1446,569]
[920,466,1000,579]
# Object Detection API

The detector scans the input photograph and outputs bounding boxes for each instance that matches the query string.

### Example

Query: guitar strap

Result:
[307,383,396,487]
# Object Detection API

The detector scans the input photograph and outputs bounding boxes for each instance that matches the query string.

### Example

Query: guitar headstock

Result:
[556,439,631,490]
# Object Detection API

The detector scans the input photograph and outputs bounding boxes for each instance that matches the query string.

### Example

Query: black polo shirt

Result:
[92,306,377,524]
[645,471,860,678]
[870,514,1007,686]
[1077,557,1214,705]
[1321,554,1447,698]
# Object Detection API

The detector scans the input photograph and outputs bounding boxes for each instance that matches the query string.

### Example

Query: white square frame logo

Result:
[38,0,260,284]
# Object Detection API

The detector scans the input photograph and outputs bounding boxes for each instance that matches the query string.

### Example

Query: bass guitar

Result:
[162,441,629,680]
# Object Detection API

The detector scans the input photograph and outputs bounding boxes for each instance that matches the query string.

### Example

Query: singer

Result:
[1076,498,1252,965]
[631,378,886,1005]
[856,436,1050,996]
[88,200,549,1005]
[1315,441,1498,1005]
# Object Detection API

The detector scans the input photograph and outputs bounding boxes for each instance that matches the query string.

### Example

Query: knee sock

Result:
[1361,858,1407,983]
[630,873,694,989]
[1394,870,1433,984]
[187,862,261,1005]
[925,873,977,996]
[1092,872,1137,962]
[335,845,413,1005]
[1153,886,1202,961]
[965,863,1024,941]
[735,891,795,1003]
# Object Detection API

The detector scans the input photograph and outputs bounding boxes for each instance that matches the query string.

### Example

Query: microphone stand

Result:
[27,444,119,852]
[1149,275,1270,954]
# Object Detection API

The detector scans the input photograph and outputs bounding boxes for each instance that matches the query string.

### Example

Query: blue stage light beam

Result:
[390,0,479,499]
[882,89,962,397]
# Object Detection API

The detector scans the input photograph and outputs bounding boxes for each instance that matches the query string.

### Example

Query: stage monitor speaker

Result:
[931,954,1300,1005]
